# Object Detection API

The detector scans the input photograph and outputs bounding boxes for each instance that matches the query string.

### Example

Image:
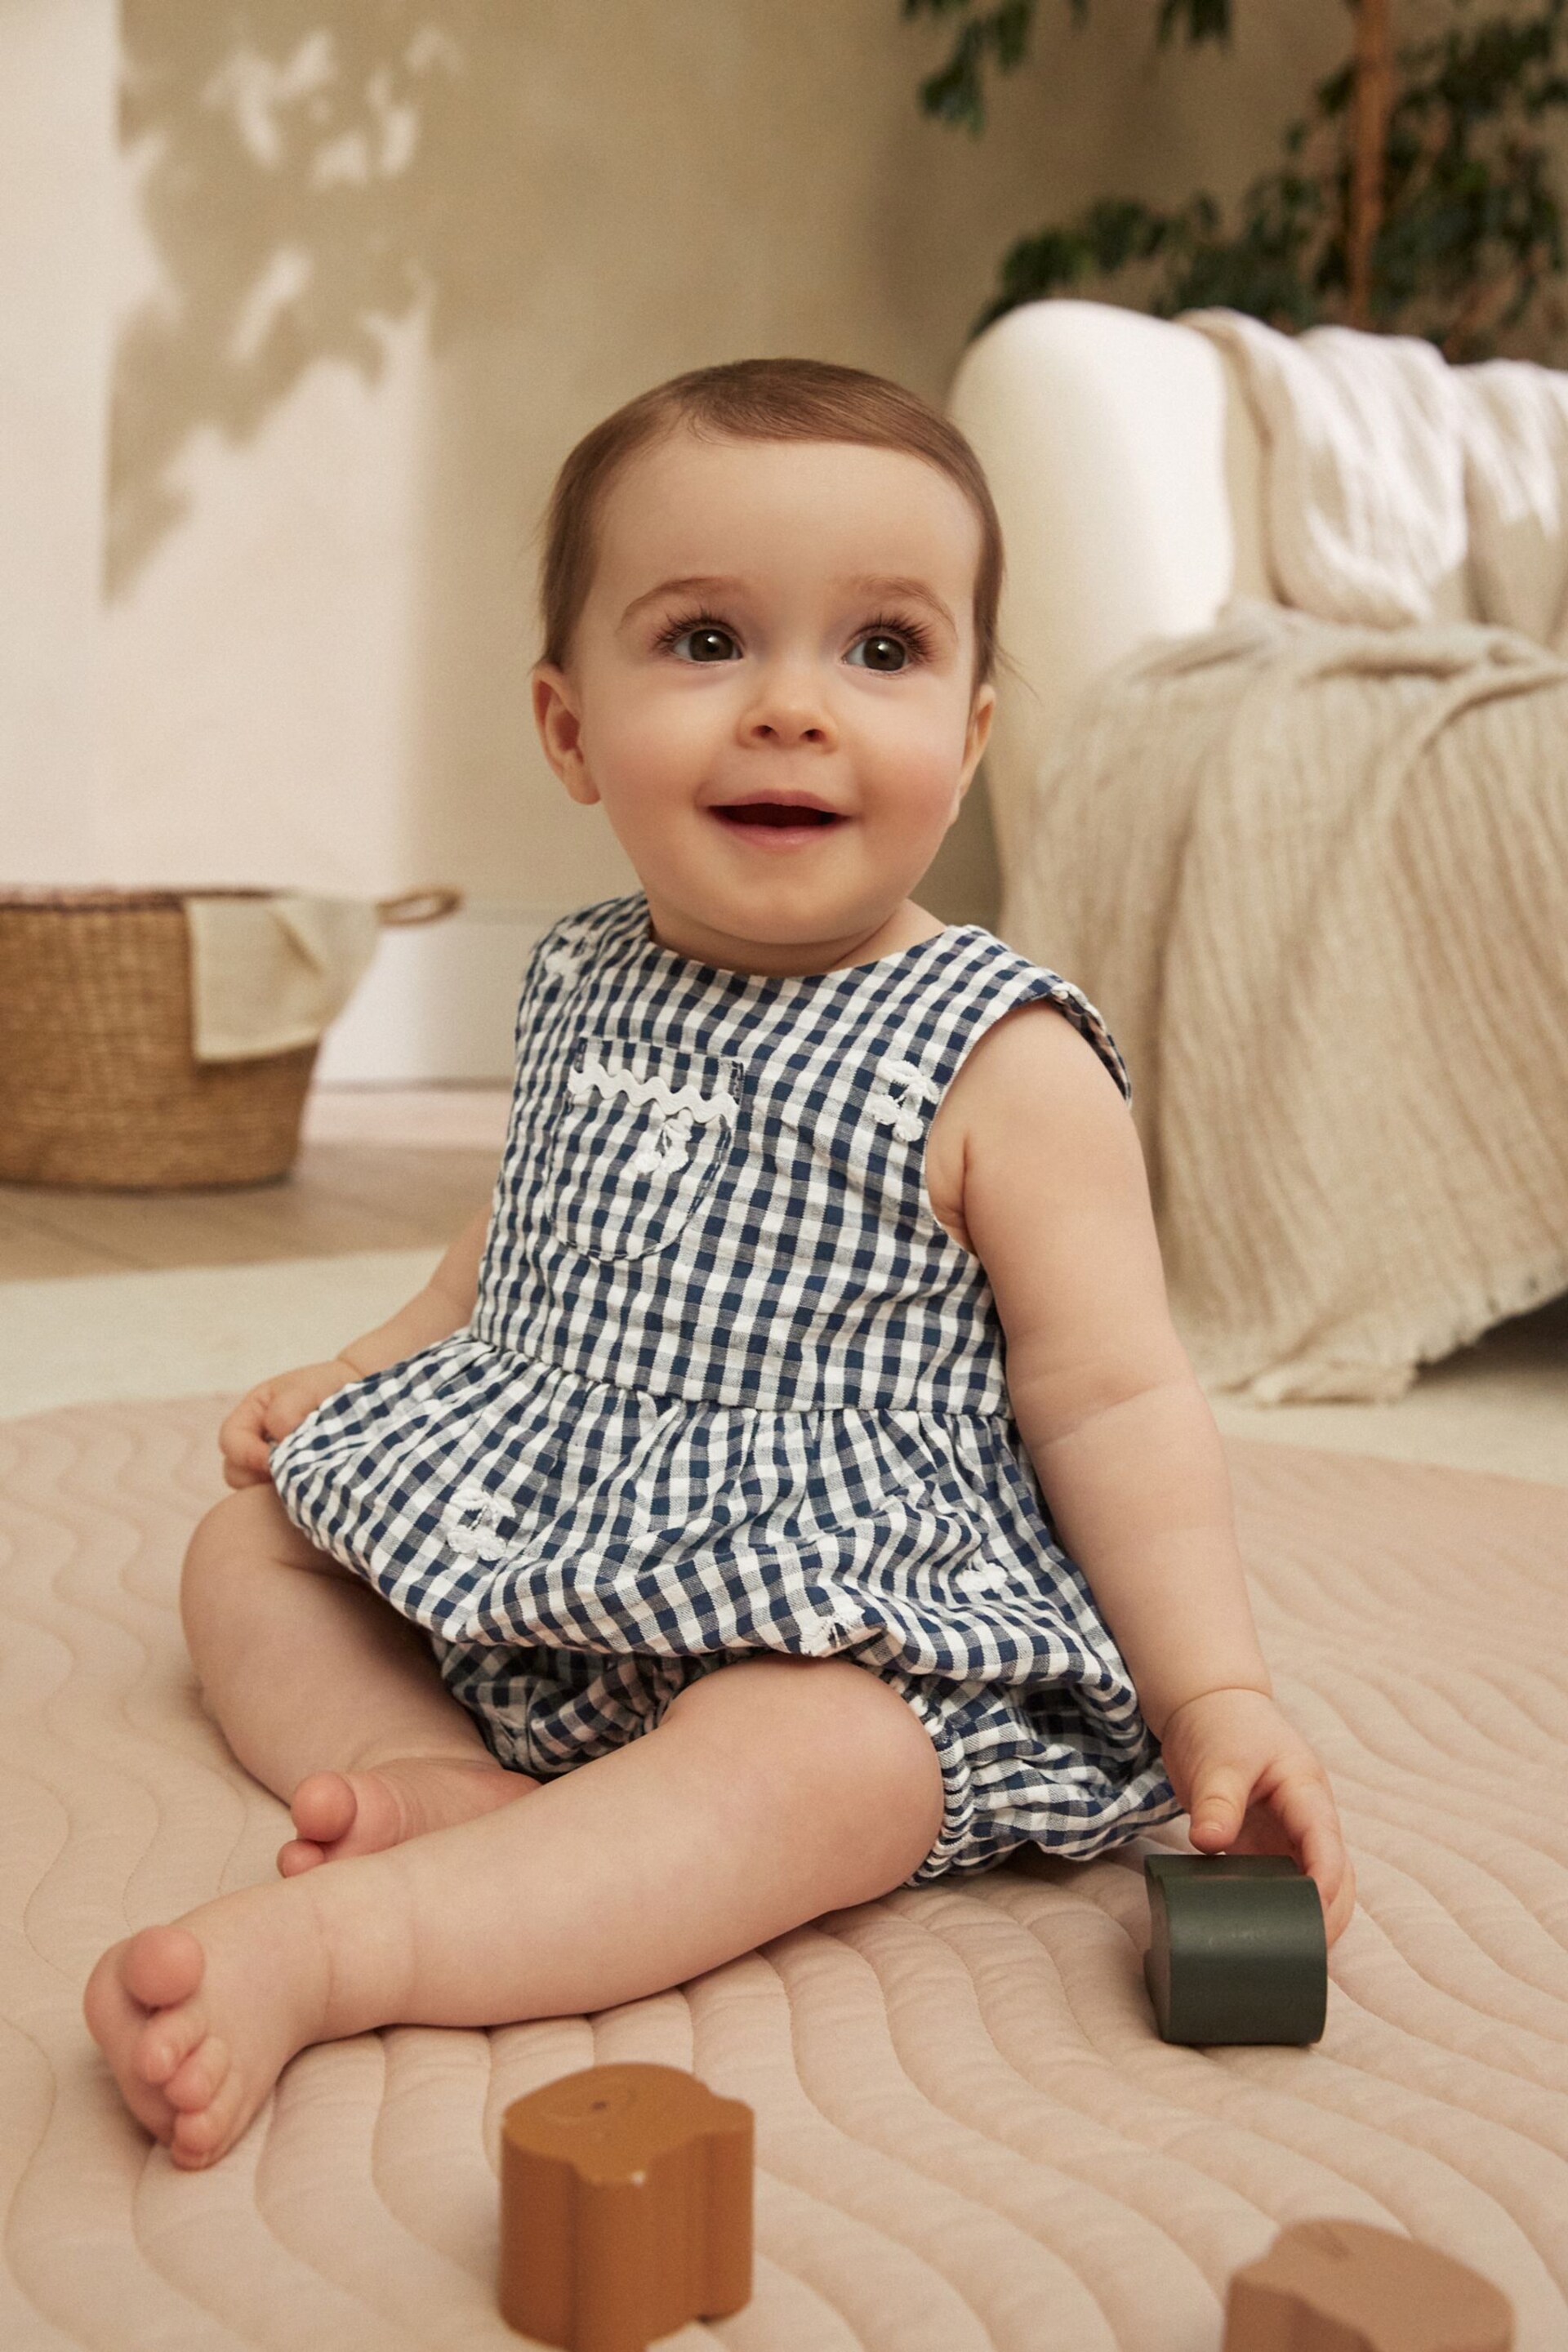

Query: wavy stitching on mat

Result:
[1245,1529,1548,1617]
[739,2250,875,2352]
[822,1895,1312,2305]
[1233,1491,1564,1633]
[1206,2039,1567,2323]
[1290,1650,1568,1784]
[15,1583,180,1961]
[901,1882,1407,2233]
[748,2148,1004,2347]
[1325,1768,1568,1928]
[247,2036,490,2350]
[684,1962,929,2351]
[2,1414,320,2351]
[1286,1642,1568,1773]
[6,1402,1564,2345]
[11,2094,237,2350]
[1267,1615,1557,1710]
[763,1924,1138,2348]
[1335,1806,1568,1994]
[747,1937,1099,2348]
[1250,1566,1555,1651]
[366,2025,501,2277]
[8,1411,263,1954]
[135,2110,433,2352]
[2,1765,74,1947]
[1110,1890,1568,2315]
[1267,1671,1568,1855]
[1338,1811,1568,1991]
[1,2010,60,2249]
[1095,1837,1568,2115]
[1343,1642,1568,1740]
[1304,1850,1568,2069]
[103,1579,267,1923]
[1224,1430,1568,1539]
[128,2137,274,2352]
[865,1882,1561,2323]
[737,1942,1111,2350]
[747,2168,968,2352]
[968,1872,1568,2314]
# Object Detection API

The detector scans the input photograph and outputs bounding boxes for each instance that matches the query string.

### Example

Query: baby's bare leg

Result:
[181,1485,527,1872]
[84,1655,944,2167]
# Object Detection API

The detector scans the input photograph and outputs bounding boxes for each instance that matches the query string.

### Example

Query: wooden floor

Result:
[0,1140,502,1281]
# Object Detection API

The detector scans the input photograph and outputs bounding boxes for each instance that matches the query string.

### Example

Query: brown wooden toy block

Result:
[1223,2219,1514,2352]
[499,2061,754,2352]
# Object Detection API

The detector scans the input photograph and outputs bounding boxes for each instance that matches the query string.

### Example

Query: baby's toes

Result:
[121,1923,206,2013]
[288,1770,358,1848]
[82,1949,180,2143]
[168,2051,259,2170]
[136,2002,208,2091]
[164,2033,229,2114]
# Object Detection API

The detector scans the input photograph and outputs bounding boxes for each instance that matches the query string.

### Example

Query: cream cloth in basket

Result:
[184,894,380,1062]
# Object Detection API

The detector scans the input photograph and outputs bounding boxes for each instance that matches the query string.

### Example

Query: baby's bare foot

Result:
[82,1880,334,2168]
[278,1753,532,1877]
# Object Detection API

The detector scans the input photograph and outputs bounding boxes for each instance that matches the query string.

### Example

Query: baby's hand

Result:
[218,1359,361,1490]
[1158,1687,1356,1945]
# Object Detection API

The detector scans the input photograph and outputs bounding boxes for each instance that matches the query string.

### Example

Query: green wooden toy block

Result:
[1143,1854,1327,2046]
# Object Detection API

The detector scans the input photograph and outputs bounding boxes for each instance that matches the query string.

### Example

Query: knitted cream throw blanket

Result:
[1004,599,1568,1402]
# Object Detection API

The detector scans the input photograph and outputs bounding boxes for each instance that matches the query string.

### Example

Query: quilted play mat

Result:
[2,1396,1565,2350]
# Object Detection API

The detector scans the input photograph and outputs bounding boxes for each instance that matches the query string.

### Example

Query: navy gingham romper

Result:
[270,891,1177,1880]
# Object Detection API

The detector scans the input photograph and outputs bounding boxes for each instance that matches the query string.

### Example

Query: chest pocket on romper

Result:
[538,1040,742,1263]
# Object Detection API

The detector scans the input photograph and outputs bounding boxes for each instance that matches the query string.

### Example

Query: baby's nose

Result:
[742,675,835,746]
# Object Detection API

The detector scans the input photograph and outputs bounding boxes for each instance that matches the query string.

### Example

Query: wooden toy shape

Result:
[1144,1852,1327,2044]
[1224,2218,1514,2350]
[499,2061,754,2352]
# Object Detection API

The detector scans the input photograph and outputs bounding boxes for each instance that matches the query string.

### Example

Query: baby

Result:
[86,356,1352,2168]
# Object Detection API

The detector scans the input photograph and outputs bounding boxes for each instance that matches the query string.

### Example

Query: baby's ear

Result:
[532,664,599,804]
[964,682,996,774]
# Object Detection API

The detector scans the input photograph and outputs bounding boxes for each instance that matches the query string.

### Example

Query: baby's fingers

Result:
[218,1395,276,1486]
[1271,1768,1355,1946]
[1186,1762,1254,1853]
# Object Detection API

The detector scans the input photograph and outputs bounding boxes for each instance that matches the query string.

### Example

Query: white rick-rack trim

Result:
[567,1054,737,1175]
[866,1058,942,1143]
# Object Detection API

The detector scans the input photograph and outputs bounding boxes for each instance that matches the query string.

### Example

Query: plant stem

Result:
[1348,0,1395,327]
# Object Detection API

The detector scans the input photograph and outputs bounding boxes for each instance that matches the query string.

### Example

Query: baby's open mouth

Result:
[713,803,843,828]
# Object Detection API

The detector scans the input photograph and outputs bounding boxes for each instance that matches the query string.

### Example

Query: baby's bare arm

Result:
[335,1207,492,1377]
[952,1006,1267,1735]
[221,1208,493,1485]
[952,1004,1353,1938]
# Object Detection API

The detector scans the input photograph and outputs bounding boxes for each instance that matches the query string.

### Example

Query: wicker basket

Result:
[0,885,461,1191]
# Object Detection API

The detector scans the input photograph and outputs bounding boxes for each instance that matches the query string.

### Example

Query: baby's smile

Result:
[709,795,847,848]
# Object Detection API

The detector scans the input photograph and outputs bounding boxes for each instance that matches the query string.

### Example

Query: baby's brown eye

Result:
[849,634,908,673]
[674,626,738,662]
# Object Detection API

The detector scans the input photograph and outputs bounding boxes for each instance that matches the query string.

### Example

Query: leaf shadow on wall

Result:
[110,2,513,602]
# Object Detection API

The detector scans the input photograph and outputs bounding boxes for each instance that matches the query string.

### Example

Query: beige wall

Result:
[1,0,116,875]
[4,2,1361,1071]
[96,1,1350,929]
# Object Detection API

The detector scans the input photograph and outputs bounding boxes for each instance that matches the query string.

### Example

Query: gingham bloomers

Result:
[270,891,1178,1880]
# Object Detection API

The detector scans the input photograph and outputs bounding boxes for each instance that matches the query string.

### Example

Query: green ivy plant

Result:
[905,0,1568,358]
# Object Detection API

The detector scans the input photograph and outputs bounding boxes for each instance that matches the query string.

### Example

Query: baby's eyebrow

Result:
[619,575,742,628]
[618,572,958,636]
[841,575,956,636]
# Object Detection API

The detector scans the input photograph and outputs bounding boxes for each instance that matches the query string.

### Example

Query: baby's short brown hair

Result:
[537,357,1004,695]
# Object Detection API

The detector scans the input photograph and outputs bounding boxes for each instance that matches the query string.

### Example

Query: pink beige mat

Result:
[2,1396,1565,2350]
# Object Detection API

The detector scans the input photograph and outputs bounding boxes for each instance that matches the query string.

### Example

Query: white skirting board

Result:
[314,900,568,1084]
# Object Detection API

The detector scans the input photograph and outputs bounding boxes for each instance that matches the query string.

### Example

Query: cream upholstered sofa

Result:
[946,299,1278,876]
[944,297,1568,1409]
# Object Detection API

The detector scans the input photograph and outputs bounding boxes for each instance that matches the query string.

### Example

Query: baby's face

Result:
[532,430,995,973]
